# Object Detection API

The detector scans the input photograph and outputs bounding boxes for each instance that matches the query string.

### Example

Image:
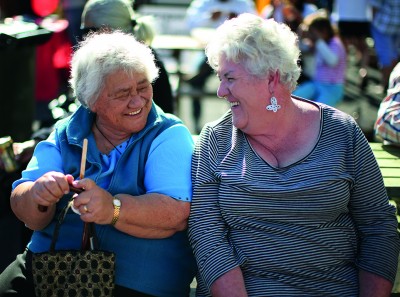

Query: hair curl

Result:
[69,31,159,108]
[206,13,301,91]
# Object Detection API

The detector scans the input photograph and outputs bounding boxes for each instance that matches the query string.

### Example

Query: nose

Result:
[127,92,142,106]
[217,81,228,99]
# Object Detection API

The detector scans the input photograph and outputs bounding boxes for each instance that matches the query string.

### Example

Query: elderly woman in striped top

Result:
[188,13,399,297]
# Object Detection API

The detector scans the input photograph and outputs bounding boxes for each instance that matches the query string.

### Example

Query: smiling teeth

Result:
[231,102,239,107]
[129,109,141,115]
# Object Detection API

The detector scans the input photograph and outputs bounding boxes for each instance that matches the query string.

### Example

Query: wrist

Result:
[111,195,121,226]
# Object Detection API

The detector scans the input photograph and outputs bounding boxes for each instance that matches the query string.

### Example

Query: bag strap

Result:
[81,222,99,251]
[49,199,99,252]
[49,199,72,252]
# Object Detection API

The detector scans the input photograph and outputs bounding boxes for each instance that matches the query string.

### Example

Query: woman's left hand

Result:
[70,178,114,225]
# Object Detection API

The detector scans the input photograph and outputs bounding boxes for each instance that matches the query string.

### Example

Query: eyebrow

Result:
[222,70,234,78]
[109,87,130,95]
[138,78,150,85]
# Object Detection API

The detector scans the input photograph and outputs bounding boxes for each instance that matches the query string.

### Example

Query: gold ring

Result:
[83,205,89,213]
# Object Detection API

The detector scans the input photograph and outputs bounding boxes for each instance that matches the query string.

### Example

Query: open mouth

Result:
[128,108,142,116]
[230,102,240,107]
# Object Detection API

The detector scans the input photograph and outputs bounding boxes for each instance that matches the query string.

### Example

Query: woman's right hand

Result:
[11,172,75,230]
[30,171,74,209]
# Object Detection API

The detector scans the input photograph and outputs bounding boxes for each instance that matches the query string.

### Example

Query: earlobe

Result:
[267,71,280,93]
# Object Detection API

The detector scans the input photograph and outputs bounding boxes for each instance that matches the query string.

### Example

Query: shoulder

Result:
[321,104,359,135]
[149,124,194,160]
[156,108,183,128]
[151,108,193,145]
[196,111,234,147]
[202,110,232,135]
[322,103,354,122]
[157,123,193,144]
[53,106,94,143]
[330,36,345,47]
[329,37,346,52]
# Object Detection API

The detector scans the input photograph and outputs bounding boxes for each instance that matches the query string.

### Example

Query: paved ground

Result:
[337,53,384,141]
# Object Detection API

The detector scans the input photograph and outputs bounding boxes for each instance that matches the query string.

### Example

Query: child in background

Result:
[293,14,347,107]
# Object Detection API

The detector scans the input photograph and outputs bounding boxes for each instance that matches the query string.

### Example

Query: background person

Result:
[0,31,196,297]
[332,0,372,91]
[81,0,175,114]
[188,13,399,296]
[281,0,318,31]
[293,13,347,107]
[60,0,87,47]
[260,0,288,23]
[368,0,400,91]
[375,61,400,145]
[184,0,257,133]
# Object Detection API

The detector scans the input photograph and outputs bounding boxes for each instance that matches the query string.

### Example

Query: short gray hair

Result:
[81,0,156,45]
[81,0,134,32]
[206,13,301,91]
[69,31,159,108]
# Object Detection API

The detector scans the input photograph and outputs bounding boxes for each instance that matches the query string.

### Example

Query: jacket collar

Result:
[63,103,162,146]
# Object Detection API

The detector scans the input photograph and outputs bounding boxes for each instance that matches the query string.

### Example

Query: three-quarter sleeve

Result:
[189,126,245,292]
[349,124,400,282]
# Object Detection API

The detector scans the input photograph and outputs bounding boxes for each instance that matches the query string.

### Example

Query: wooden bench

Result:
[370,142,400,295]
[370,142,400,201]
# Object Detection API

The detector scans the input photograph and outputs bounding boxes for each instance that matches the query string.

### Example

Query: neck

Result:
[93,120,129,155]
[247,97,320,155]
[249,96,310,144]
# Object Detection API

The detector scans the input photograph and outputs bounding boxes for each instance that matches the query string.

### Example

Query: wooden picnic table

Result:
[370,142,400,201]
[371,142,400,295]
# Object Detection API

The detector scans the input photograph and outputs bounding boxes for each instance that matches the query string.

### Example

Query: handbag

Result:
[31,199,116,297]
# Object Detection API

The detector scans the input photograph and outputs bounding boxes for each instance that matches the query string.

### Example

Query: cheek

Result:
[233,82,261,99]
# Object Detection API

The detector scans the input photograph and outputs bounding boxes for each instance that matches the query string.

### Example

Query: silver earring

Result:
[266,96,281,112]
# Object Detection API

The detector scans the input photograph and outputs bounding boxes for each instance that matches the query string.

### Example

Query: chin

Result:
[130,122,146,134]
[232,118,242,130]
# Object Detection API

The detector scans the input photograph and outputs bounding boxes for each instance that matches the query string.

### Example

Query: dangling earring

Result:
[266,96,281,112]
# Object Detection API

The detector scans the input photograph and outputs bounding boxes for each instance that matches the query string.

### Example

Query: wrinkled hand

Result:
[71,178,114,225]
[31,171,74,208]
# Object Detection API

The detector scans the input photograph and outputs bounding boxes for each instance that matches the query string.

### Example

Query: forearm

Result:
[210,267,248,297]
[115,193,190,238]
[359,269,393,297]
[11,182,56,230]
[315,39,339,66]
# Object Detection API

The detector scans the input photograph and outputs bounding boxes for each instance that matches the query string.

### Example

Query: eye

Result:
[137,84,150,93]
[113,89,130,100]
[218,75,234,82]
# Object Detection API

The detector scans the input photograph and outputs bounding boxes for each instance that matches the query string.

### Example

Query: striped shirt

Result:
[314,37,347,84]
[189,101,400,296]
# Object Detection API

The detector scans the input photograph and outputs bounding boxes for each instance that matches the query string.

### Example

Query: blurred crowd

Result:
[0,0,398,135]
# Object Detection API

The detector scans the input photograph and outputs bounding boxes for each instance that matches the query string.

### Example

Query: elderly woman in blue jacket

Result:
[0,31,196,297]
